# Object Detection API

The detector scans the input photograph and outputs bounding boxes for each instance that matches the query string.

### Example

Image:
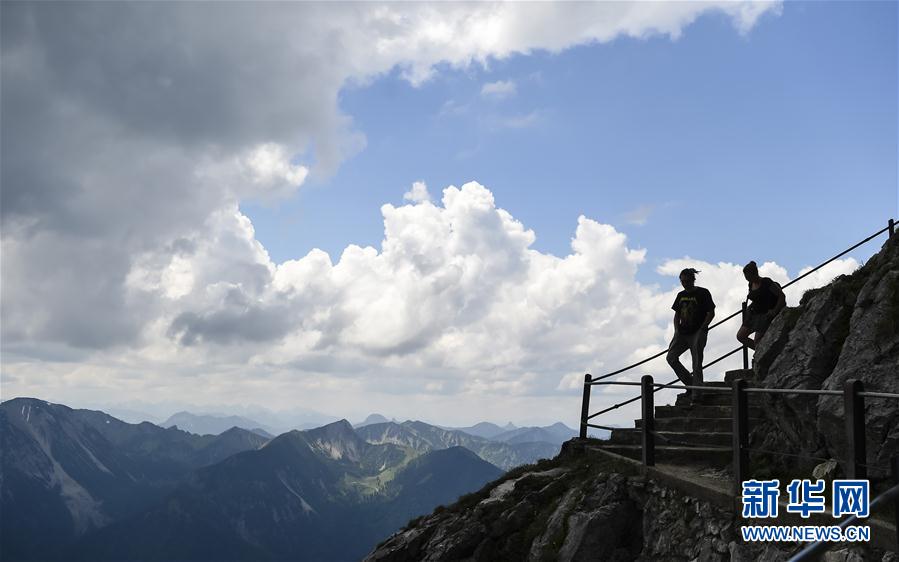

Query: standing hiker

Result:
[737,260,786,350]
[667,268,716,390]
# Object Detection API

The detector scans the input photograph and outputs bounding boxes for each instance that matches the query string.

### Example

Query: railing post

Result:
[641,375,655,466]
[732,378,749,497]
[889,218,895,238]
[741,301,749,370]
[843,379,866,480]
[892,455,899,548]
[579,374,592,439]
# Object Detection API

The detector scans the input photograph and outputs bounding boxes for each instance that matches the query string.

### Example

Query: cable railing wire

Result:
[701,345,743,370]
[579,220,899,555]
[582,221,895,453]
[581,221,898,517]
[592,381,899,402]
[585,424,619,432]
[590,222,893,383]
[587,348,743,418]
[780,223,891,291]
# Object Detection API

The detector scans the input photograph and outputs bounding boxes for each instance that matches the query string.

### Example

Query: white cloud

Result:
[241,143,309,191]
[2,2,781,351]
[481,80,517,99]
[2,2,786,425]
[403,181,432,204]
[785,260,860,305]
[195,143,310,202]
[6,177,860,427]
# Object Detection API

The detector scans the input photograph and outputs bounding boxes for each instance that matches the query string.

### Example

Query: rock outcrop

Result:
[366,449,891,561]
[752,234,899,478]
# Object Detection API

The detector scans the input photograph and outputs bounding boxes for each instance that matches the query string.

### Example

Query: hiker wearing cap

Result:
[667,268,716,391]
[737,261,785,350]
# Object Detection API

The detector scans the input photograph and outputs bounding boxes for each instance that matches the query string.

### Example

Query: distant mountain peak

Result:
[311,418,355,432]
[304,419,366,461]
[355,413,390,427]
[159,411,272,436]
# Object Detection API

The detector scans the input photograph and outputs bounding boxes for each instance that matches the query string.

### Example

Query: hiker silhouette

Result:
[667,268,715,394]
[736,261,786,350]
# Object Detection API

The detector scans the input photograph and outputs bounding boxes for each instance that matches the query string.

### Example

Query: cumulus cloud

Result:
[2,2,785,423]
[481,80,517,99]
[1,1,780,348]
[3,179,863,426]
[403,181,432,204]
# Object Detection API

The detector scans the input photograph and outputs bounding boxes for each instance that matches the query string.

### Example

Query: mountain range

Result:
[0,398,565,561]
[449,420,517,439]
[357,420,561,470]
[0,398,269,560]
[72,421,503,561]
[161,411,275,437]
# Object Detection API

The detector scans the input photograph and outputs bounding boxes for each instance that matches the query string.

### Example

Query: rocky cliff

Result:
[366,446,893,561]
[752,233,898,479]
[366,234,899,562]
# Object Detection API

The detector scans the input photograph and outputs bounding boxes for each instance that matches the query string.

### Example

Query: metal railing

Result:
[596,375,899,552]
[575,219,897,555]
[579,218,896,439]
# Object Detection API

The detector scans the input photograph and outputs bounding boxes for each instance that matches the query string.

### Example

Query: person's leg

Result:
[752,314,772,348]
[666,333,692,386]
[691,329,707,386]
[737,324,755,349]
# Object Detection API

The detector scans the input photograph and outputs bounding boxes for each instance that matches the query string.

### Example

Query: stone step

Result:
[609,429,732,447]
[596,444,731,467]
[676,392,730,407]
[702,381,729,388]
[655,404,763,419]
[725,368,755,383]
[636,417,733,432]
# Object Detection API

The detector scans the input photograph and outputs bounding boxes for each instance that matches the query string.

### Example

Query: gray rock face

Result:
[818,264,899,476]
[365,462,644,562]
[750,235,899,478]
[367,450,899,561]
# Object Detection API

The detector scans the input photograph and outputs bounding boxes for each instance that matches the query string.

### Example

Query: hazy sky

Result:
[2,2,896,428]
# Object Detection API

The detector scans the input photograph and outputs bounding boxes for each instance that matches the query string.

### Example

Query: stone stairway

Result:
[596,369,759,468]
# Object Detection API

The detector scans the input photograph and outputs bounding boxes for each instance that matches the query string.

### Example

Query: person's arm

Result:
[703,309,715,330]
[702,290,715,329]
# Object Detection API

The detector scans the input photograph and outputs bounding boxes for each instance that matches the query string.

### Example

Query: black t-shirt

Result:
[671,287,715,334]
[748,277,781,314]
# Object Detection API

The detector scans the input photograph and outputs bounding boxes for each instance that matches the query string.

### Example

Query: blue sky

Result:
[244,1,897,283]
[2,1,896,425]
